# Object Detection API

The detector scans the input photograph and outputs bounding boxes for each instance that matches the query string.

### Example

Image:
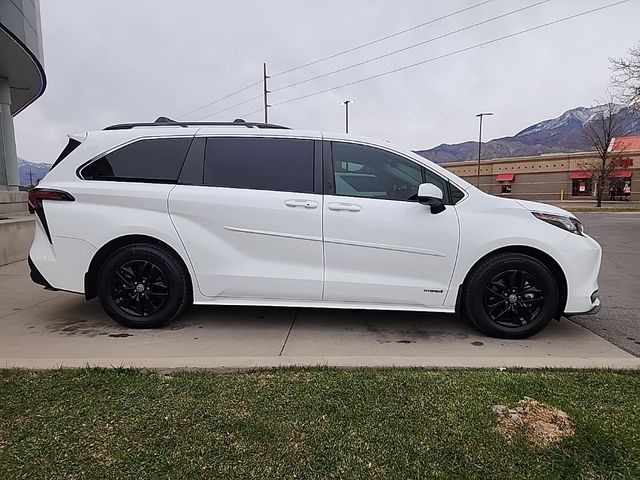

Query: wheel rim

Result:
[482,269,545,328]
[109,260,169,317]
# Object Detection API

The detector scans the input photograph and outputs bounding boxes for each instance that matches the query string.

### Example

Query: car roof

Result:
[76,121,472,191]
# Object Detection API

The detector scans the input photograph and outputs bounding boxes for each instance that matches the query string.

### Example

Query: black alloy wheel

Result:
[483,269,544,328]
[462,252,559,339]
[97,243,191,328]
[110,260,169,317]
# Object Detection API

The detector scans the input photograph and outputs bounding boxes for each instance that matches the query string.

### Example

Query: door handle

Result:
[284,199,318,209]
[328,202,362,212]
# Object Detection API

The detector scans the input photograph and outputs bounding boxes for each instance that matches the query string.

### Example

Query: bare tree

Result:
[582,101,629,207]
[610,44,640,109]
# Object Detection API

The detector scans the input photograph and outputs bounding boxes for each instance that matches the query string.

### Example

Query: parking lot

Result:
[0,212,638,369]
[571,212,640,356]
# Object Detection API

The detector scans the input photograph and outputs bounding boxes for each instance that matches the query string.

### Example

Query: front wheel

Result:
[97,243,191,328]
[462,253,559,339]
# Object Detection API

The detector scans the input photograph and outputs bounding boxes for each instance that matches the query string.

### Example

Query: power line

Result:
[177,0,496,120]
[271,0,551,94]
[188,0,628,121]
[271,0,498,78]
[196,1,544,120]
[270,0,630,110]
[239,107,264,119]
[177,79,262,119]
[194,93,263,121]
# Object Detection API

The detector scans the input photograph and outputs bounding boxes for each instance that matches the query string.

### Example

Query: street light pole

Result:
[475,112,493,189]
[342,100,353,133]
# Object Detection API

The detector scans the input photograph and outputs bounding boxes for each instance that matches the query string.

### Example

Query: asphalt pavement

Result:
[571,212,640,356]
[0,211,637,368]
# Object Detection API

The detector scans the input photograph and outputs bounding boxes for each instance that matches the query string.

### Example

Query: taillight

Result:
[28,189,75,243]
[28,188,75,210]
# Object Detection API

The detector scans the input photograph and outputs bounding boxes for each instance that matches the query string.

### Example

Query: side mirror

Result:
[417,183,446,214]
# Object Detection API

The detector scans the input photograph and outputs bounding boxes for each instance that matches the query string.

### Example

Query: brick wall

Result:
[442,152,639,201]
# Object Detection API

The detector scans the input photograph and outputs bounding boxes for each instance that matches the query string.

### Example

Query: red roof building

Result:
[442,135,640,201]
[611,135,640,152]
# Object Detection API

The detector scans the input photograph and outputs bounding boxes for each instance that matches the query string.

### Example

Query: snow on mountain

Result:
[416,105,640,164]
[12,105,640,182]
[515,105,624,137]
[18,158,51,186]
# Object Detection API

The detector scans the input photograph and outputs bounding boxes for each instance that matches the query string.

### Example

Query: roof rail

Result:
[103,117,290,131]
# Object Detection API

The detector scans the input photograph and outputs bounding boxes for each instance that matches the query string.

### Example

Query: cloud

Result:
[14,0,640,162]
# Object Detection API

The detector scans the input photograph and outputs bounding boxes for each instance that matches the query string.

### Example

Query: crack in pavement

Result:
[279,308,299,357]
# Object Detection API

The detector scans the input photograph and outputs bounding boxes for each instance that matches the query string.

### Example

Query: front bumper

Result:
[557,232,603,315]
[565,297,601,316]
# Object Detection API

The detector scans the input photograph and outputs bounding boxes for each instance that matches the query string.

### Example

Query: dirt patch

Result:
[492,397,575,446]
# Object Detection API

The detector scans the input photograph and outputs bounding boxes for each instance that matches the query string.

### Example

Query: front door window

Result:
[331,142,426,201]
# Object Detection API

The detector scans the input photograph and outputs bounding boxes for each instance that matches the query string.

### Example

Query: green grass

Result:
[1,369,639,479]
[565,206,640,212]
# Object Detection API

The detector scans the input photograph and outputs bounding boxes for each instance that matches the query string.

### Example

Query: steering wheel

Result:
[388,184,411,201]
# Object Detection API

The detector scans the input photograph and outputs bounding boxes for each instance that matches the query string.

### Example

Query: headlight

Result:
[532,212,584,236]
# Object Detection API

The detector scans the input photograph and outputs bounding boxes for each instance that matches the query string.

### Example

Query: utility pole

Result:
[342,99,353,134]
[263,62,270,124]
[475,112,493,189]
[29,168,33,187]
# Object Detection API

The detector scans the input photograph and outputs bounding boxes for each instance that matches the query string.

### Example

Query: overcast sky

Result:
[14,0,640,163]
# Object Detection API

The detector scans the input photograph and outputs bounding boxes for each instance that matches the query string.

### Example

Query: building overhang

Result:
[496,173,515,182]
[0,21,46,115]
[611,169,633,178]
[570,171,593,180]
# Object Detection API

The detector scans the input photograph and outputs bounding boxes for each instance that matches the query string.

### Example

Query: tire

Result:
[97,243,191,328]
[462,252,559,339]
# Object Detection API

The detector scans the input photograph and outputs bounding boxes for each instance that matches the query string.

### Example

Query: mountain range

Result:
[18,158,51,186]
[15,105,640,184]
[415,105,640,164]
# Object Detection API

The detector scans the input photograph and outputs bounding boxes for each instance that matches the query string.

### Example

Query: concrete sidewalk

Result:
[1,261,638,369]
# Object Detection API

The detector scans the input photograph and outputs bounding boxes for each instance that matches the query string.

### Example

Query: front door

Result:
[169,135,324,300]
[322,141,460,308]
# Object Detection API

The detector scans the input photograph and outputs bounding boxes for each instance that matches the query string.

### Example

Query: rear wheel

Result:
[462,253,559,339]
[97,243,191,328]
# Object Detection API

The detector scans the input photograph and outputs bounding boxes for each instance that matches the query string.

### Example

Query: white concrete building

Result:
[0,0,45,264]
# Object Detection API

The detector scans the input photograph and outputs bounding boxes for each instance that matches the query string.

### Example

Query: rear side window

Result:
[81,137,192,183]
[204,137,314,193]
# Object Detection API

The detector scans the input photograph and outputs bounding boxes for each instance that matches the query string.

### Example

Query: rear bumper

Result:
[29,220,95,294]
[28,255,56,290]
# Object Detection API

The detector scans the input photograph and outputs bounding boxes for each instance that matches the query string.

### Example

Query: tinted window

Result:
[450,182,465,203]
[424,169,450,203]
[81,137,192,182]
[204,137,314,193]
[178,137,205,185]
[332,142,424,201]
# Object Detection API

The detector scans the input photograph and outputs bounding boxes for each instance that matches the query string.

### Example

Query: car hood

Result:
[514,199,576,218]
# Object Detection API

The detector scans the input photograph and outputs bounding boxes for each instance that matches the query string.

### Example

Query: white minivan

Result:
[28,118,602,338]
